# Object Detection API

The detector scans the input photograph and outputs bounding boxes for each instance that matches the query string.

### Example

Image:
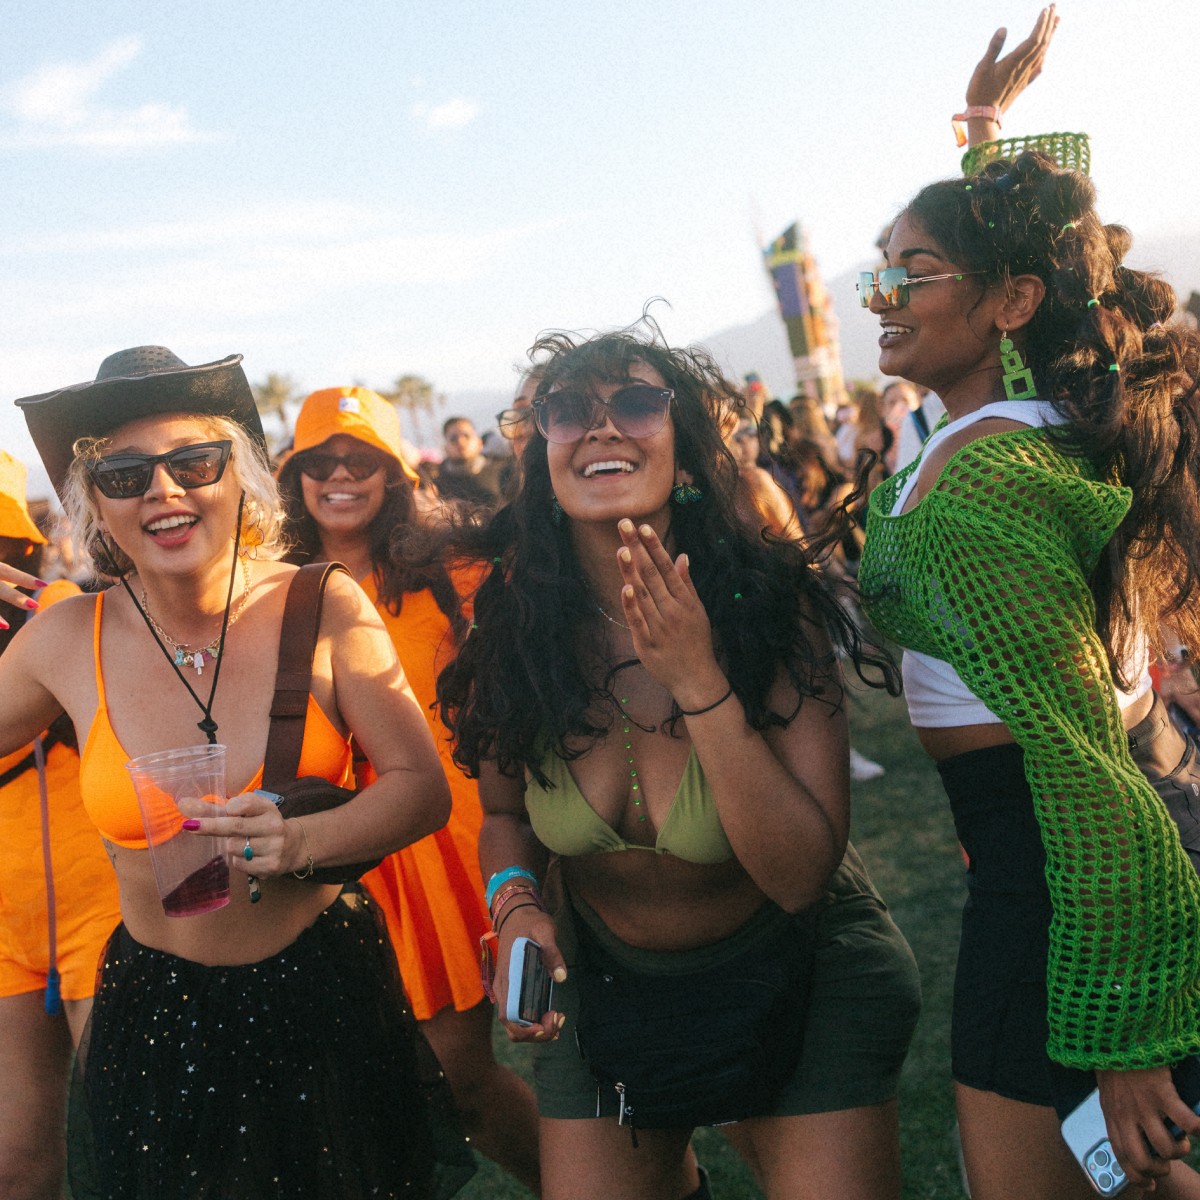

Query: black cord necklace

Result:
[118,493,246,745]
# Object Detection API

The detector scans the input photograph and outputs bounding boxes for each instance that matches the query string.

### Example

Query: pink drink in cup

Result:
[126,744,230,917]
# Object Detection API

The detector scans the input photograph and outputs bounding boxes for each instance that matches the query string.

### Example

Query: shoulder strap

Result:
[262,562,349,791]
[910,406,931,443]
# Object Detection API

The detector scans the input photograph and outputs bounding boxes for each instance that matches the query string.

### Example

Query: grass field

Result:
[459,682,972,1200]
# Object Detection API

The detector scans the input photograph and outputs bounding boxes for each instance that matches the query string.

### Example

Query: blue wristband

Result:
[484,866,539,909]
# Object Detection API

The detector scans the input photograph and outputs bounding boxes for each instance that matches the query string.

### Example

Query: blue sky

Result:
[3,1,1198,496]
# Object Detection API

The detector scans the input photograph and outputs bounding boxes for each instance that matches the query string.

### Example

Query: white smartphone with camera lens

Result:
[1061,1056,1200,1196]
[505,935,554,1027]
[1061,1090,1128,1196]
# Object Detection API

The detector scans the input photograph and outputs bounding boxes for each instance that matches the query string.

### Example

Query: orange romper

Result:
[0,581,121,1001]
[80,591,354,849]
[359,575,489,1022]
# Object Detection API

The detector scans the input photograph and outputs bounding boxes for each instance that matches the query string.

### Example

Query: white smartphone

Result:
[1061,1090,1128,1196]
[1061,1057,1200,1196]
[505,935,554,1027]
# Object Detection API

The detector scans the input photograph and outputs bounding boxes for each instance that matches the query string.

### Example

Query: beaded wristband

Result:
[484,866,538,909]
[489,883,542,920]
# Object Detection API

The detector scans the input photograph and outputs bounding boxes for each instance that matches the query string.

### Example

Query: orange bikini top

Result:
[80,591,353,848]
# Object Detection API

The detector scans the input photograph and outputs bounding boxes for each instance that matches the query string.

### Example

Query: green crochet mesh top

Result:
[860,420,1200,1070]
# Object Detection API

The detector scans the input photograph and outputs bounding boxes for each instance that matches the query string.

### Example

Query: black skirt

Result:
[938,692,1200,1116]
[69,886,475,1200]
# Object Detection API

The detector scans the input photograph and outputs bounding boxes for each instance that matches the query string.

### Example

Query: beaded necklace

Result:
[138,557,252,676]
[593,600,629,631]
[614,692,645,822]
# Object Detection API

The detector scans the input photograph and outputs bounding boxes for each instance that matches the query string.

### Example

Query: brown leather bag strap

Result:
[262,562,349,792]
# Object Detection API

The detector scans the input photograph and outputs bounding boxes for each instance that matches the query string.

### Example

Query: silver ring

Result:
[243,838,254,862]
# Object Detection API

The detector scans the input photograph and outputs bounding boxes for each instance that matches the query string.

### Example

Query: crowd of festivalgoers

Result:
[7,8,1200,1200]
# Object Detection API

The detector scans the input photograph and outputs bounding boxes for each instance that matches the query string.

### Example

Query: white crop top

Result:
[891,398,1152,728]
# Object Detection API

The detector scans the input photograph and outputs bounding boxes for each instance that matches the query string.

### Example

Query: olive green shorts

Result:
[534,844,921,1120]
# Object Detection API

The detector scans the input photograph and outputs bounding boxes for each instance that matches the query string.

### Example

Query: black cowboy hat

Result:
[15,346,265,496]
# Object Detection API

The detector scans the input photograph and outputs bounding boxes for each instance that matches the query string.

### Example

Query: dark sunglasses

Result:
[495,407,534,440]
[856,267,986,309]
[532,384,674,444]
[293,450,384,482]
[88,441,232,499]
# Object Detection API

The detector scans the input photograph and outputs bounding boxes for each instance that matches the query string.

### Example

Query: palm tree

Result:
[251,372,299,455]
[382,374,446,447]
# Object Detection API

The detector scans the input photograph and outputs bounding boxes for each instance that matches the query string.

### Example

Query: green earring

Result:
[550,496,565,524]
[999,332,1038,400]
[671,482,703,505]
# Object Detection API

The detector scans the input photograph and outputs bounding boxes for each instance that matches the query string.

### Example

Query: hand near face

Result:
[615,519,727,709]
[966,4,1059,113]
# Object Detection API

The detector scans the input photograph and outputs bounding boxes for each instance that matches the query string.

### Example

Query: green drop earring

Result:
[672,482,703,505]
[999,331,1038,400]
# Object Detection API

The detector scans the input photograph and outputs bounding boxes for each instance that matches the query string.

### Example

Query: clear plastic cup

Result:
[126,744,230,917]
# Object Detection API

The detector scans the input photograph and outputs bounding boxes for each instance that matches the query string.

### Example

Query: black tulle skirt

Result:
[68,887,475,1199]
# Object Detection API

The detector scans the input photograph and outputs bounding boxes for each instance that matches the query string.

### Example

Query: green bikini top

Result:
[525,747,734,865]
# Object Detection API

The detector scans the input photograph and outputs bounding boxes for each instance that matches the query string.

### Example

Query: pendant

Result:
[193,650,205,676]
[174,648,185,667]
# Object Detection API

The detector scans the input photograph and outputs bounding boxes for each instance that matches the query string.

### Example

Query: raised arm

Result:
[961,4,1060,148]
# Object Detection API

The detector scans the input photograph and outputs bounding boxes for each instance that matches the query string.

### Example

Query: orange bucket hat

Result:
[0,451,47,544]
[291,387,420,485]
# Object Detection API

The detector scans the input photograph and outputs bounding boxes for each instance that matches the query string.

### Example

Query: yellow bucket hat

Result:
[0,451,47,544]
[291,387,420,485]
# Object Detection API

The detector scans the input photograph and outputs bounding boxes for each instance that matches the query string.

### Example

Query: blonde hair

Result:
[63,414,287,577]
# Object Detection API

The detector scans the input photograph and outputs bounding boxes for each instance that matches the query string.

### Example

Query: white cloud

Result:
[410,97,480,132]
[0,36,219,150]
[0,201,580,328]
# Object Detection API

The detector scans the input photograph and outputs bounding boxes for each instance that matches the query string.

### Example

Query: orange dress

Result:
[359,575,489,1021]
[0,581,121,1000]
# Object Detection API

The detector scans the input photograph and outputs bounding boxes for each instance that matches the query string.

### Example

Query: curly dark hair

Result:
[434,320,896,783]
[905,151,1200,682]
[276,455,466,637]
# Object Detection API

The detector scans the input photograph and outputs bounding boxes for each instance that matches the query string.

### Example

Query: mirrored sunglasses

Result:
[495,407,534,440]
[533,384,674,444]
[294,450,384,482]
[88,441,233,500]
[856,267,985,309]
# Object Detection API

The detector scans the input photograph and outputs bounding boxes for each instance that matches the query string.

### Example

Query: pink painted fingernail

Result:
[0,619,9,631]
[33,579,50,588]
[23,598,38,610]
[181,819,202,831]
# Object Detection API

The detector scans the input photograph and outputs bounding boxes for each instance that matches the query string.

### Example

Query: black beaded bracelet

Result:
[494,900,541,938]
[678,685,734,717]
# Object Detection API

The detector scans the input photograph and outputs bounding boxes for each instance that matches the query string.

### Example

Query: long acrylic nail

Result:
[0,619,8,631]
[181,819,202,831]
[33,579,50,589]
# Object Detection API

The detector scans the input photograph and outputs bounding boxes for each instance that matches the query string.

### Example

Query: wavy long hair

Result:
[434,320,896,783]
[277,450,466,637]
[905,152,1200,682]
